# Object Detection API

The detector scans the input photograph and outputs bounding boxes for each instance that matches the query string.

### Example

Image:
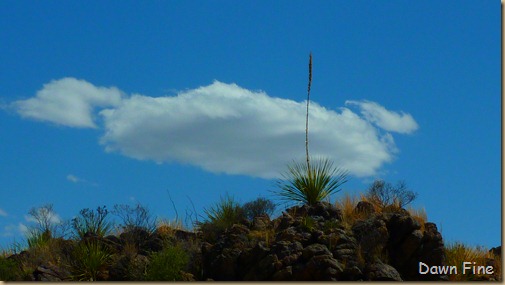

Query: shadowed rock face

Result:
[199,202,448,281]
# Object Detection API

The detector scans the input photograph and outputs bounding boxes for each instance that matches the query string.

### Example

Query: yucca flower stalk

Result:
[275,53,349,206]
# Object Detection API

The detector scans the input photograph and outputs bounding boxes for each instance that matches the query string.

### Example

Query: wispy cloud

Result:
[66,174,98,186]
[12,78,419,178]
[345,100,418,134]
[12,77,124,128]
[24,210,62,225]
[0,208,7,217]
[66,174,81,183]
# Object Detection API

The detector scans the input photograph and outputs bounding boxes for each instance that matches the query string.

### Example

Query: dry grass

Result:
[445,242,501,281]
[248,229,275,247]
[155,219,186,239]
[335,193,371,228]
[406,206,427,232]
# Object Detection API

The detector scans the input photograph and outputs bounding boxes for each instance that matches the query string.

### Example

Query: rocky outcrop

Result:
[5,201,498,281]
[199,201,448,281]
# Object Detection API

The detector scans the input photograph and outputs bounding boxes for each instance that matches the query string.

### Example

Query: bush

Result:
[0,256,19,281]
[72,206,113,239]
[198,194,245,242]
[145,244,189,281]
[113,203,157,234]
[365,180,417,209]
[242,197,276,221]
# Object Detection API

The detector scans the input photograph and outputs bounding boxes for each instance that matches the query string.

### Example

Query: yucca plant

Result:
[70,240,112,281]
[276,157,348,205]
[198,194,245,242]
[275,53,348,206]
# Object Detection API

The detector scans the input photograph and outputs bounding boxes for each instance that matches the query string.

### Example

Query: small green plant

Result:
[26,229,52,249]
[72,206,112,239]
[198,194,245,242]
[70,240,112,281]
[242,197,276,221]
[300,216,316,231]
[145,243,189,281]
[203,194,244,227]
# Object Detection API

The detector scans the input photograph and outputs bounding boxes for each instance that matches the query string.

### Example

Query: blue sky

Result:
[0,1,500,250]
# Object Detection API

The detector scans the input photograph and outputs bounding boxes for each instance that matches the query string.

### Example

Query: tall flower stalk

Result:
[275,53,349,206]
[305,53,312,172]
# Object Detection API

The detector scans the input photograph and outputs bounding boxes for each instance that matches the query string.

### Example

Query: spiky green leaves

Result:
[276,157,348,206]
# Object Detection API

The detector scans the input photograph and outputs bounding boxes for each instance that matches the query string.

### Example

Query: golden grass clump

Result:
[406,206,427,232]
[444,242,501,281]
[335,192,369,228]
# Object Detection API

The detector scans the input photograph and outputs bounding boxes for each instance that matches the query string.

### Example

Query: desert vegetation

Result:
[0,187,500,281]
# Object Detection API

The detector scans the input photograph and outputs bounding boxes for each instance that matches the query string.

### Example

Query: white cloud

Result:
[13,79,419,178]
[0,208,7,217]
[346,100,418,134]
[18,223,29,235]
[24,209,62,225]
[13,77,124,128]
[66,174,98,186]
[99,81,409,178]
[67,174,81,183]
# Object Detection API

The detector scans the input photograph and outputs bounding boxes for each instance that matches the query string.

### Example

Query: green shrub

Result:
[72,206,113,239]
[70,240,112,281]
[0,256,19,281]
[145,244,189,281]
[243,197,276,221]
[199,194,245,242]
[275,157,348,206]
[26,230,52,249]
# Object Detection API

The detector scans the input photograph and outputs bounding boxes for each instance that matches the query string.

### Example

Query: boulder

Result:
[366,261,403,281]
[355,201,375,215]
[33,265,71,281]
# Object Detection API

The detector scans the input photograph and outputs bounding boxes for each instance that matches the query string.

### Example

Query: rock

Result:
[399,229,423,262]
[207,248,242,280]
[252,215,270,231]
[293,254,343,281]
[271,266,293,281]
[302,243,332,261]
[109,254,149,281]
[366,261,403,281]
[174,229,197,241]
[386,213,421,245]
[271,240,303,266]
[416,222,446,281]
[355,201,375,215]
[489,246,501,257]
[33,265,71,281]
[242,254,279,280]
[352,216,389,256]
